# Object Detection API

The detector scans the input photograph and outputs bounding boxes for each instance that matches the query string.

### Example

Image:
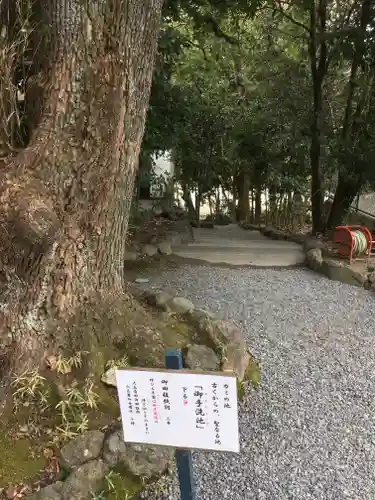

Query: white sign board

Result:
[116,369,239,453]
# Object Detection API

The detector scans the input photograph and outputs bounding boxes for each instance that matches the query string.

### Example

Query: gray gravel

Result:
[138,265,375,500]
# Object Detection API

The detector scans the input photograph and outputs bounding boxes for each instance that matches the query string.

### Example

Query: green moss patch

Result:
[98,469,143,499]
[0,427,45,486]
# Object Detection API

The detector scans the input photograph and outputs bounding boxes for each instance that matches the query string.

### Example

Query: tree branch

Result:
[273,0,312,34]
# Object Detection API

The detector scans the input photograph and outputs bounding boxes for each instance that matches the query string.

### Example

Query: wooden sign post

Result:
[116,349,240,499]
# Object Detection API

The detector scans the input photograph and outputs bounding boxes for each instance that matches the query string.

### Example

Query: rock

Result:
[157,241,172,256]
[241,223,261,231]
[222,343,250,381]
[199,220,214,229]
[321,259,366,287]
[304,237,325,252]
[60,431,105,470]
[101,367,117,387]
[274,230,287,240]
[167,297,195,314]
[263,226,275,237]
[135,278,150,284]
[27,483,63,500]
[103,430,173,478]
[124,251,139,262]
[145,291,173,311]
[202,319,245,348]
[60,460,108,500]
[185,308,218,342]
[368,270,375,284]
[142,244,158,257]
[171,219,194,243]
[185,344,219,371]
[103,429,126,467]
[289,233,306,245]
[163,232,182,247]
[186,308,217,325]
[306,248,323,271]
[191,318,250,381]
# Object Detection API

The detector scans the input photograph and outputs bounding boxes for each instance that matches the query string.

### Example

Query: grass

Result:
[93,470,143,500]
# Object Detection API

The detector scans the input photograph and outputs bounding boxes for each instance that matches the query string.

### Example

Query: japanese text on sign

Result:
[116,369,239,453]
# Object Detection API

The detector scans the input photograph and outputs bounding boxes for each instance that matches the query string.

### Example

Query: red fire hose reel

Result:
[332,225,372,264]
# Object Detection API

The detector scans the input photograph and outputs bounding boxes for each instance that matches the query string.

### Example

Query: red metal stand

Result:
[333,225,372,264]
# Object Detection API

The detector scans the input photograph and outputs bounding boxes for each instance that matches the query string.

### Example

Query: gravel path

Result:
[139,265,375,500]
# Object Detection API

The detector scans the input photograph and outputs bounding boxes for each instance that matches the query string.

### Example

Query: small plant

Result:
[12,368,50,411]
[237,379,248,402]
[244,353,260,390]
[105,355,130,371]
[93,471,133,500]
[91,492,106,500]
[46,351,87,374]
[55,379,99,440]
[104,470,118,491]
[216,341,228,363]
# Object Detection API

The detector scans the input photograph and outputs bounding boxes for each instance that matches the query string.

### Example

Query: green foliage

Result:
[140,0,375,227]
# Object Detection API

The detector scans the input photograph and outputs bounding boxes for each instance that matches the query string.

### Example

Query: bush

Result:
[214,212,232,225]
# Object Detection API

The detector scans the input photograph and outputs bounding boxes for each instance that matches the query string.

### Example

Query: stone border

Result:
[241,223,374,289]
[26,291,260,499]
[26,428,174,500]
[125,219,195,262]
[141,289,259,383]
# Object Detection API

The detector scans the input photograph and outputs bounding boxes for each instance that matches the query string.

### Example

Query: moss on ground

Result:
[0,288,196,494]
[0,426,45,486]
[244,354,261,389]
[99,469,143,499]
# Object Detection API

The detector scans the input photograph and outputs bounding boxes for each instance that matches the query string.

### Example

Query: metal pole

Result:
[165,349,197,500]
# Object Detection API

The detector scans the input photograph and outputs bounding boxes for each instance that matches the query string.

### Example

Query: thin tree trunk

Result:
[215,189,221,215]
[269,184,277,225]
[255,188,261,224]
[181,183,197,220]
[264,189,268,225]
[309,0,328,234]
[237,171,250,222]
[195,189,201,221]
[232,176,237,223]
[0,0,163,371]
[287,191,293,227]
[250,189,254,223]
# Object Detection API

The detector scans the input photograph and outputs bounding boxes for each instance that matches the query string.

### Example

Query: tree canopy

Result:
[141,0,375,232]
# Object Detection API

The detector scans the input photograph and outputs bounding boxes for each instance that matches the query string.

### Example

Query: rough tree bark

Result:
[0,0,163,375]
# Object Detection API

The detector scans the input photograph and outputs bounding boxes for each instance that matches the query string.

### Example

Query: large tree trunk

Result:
[0,0,163,375]
[326,175,361,229]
